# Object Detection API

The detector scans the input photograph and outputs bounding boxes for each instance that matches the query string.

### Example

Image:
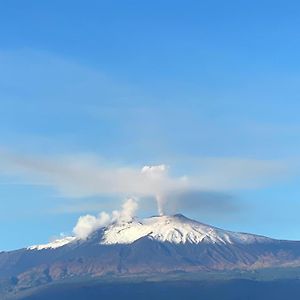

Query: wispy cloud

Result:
[189,157,291,190]
[0,150,294,215]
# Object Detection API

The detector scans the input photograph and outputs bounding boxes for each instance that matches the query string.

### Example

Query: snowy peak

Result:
[27,214,272,251]
[100,214,271,245]
[28,236,76,250]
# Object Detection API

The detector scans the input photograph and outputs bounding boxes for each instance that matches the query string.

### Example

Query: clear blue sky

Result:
[1,0,300,250]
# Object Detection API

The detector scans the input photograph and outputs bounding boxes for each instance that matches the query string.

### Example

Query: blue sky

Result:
[1,0,300,250]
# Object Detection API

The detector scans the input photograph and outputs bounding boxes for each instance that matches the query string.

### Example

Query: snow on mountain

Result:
[4,215,300,297]
[28,236,77,250]
[27,214,272,250]
[100,214,271,245]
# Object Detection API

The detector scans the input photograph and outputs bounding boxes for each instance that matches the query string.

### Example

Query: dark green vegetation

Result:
[3,268,300,300]
[12,278,300,300]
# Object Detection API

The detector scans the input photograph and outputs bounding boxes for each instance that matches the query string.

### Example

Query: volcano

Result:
[1,214,300,296]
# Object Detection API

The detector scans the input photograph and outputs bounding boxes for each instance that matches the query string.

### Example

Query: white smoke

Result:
[0,151,290,216]
[73,211,110,239]
[73,198,138,239]
[141,164,168,215]
[0,152,187,216]
[111,198,139,222]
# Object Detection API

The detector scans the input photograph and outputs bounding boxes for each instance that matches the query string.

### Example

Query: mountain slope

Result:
[15,278,300,300]
[100,214,272,245]
[1,214,300,296]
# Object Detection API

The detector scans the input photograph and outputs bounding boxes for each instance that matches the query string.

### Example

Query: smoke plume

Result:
[0,151,291,216]
[141,164,168,215]
[73,212,110,239]
[73,198,139,239]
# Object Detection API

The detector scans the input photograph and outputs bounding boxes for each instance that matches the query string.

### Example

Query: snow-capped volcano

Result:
[100,214,271,245]
[3,213,300,294]
[28,214,271,250]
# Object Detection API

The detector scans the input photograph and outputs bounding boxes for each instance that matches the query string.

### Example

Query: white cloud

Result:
[0,152,188,214]
[0,150,294,215]
[190,157,290,190]
[141,164,168,176]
